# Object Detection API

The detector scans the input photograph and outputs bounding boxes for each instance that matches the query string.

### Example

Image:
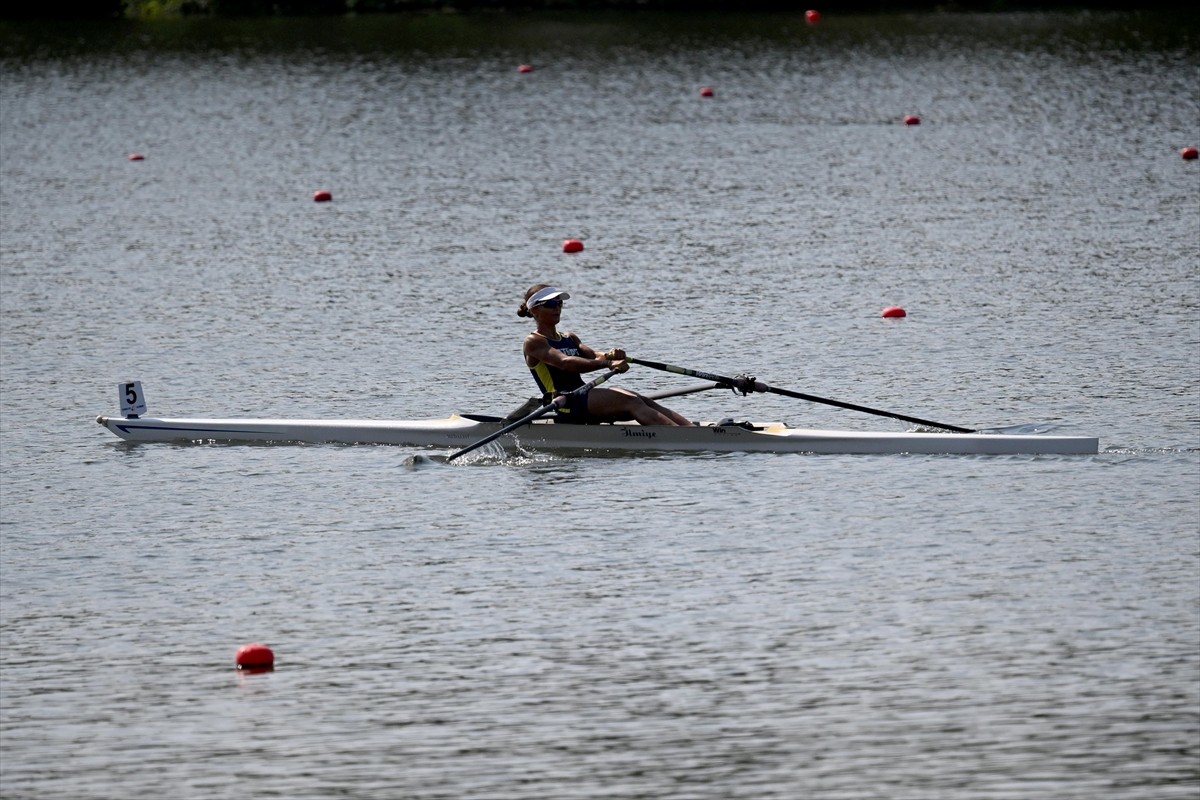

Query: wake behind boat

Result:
[96,383,1099,456]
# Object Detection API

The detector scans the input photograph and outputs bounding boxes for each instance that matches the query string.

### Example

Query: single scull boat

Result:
[95,412,1098,456]
[96,380,1098,456]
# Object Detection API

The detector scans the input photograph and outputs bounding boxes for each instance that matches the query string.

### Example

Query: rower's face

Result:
[534,301,563,321]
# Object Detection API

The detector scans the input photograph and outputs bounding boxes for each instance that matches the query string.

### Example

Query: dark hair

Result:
[517,283,551,318]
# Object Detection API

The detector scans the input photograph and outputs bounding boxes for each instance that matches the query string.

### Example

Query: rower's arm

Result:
[524,333,612,373]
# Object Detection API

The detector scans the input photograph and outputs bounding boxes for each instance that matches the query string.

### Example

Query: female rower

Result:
[519,284,694,426]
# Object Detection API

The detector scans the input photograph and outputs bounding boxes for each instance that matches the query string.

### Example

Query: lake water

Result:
[1,10,1198,799]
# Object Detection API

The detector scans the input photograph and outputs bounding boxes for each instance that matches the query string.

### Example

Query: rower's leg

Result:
[587,388,685,426]
[641,397,694,426]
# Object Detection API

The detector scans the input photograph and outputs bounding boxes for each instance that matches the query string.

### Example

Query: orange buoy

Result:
[1182,147,1199,160]
[562,239,584,253]
[805,9,820,24]
[699,87,714,98]
[313,189,332,202]
[903,115,920,126]
[517,64,533,74]
[235,643,274,670]
[881,306,907,318]
[128,153,144,161]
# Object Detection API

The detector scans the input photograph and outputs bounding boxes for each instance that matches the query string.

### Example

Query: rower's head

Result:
[519,284,570,318]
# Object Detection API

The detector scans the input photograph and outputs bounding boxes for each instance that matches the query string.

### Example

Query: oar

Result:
[629,357,975,433]
[446,368,622,462]
[647,382,721,401]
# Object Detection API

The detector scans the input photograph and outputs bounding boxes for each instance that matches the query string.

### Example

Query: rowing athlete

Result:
[520,284,694,426]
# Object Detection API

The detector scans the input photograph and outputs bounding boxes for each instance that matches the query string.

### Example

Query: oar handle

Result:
[629,357,974,434]
[446,368,621,462]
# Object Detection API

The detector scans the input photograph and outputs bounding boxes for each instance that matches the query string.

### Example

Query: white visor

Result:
[528,287,571,308]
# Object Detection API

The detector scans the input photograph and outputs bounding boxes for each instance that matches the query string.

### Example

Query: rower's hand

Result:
[604,348,627,362]
[610,358,630,374]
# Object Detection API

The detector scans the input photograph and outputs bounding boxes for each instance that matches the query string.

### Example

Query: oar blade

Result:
[403,453,448,470]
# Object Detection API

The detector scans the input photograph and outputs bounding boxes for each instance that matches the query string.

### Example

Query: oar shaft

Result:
[629,357,974,434]
[647,382,720,401]
[446,368,621,461]
[764,385,975,433]
[632,358,724,383]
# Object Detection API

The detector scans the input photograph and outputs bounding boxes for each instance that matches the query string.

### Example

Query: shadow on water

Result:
[2,9,1198,61]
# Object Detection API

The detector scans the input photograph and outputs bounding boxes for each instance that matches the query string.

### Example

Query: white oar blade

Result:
[403,453,448,470]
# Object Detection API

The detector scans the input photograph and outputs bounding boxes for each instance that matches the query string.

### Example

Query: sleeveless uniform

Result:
[528,331,594,423]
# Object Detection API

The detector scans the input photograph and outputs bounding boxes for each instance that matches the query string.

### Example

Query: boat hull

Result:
[95,414,1099,456]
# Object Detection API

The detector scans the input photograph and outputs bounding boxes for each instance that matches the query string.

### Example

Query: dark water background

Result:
[2,11,1198,799]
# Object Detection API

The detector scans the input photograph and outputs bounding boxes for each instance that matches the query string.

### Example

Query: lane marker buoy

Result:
[562,239,584,253]
[881,306,907,318]
[517,64,533,74]
[699,87,714,98]
[903,115,920,126]
[313,189,332,202]
[128,153,144,161]
[805,9,821,24]
[235,643,274,670]
[1182,146,1198,160]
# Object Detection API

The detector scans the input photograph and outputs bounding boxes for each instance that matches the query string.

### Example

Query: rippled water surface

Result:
[2,11,1198,799]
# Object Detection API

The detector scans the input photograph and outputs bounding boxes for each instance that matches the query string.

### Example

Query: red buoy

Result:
[128,153,144,161]
[881,306,907,318]
[562,239,584,253]
[1182,147,1199,160]
[235,643,274,670]
[903,115,920,126]
[699,87,714,98]
[805,9,821,24]
[313,189,332,202]
[517,64,533,74]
